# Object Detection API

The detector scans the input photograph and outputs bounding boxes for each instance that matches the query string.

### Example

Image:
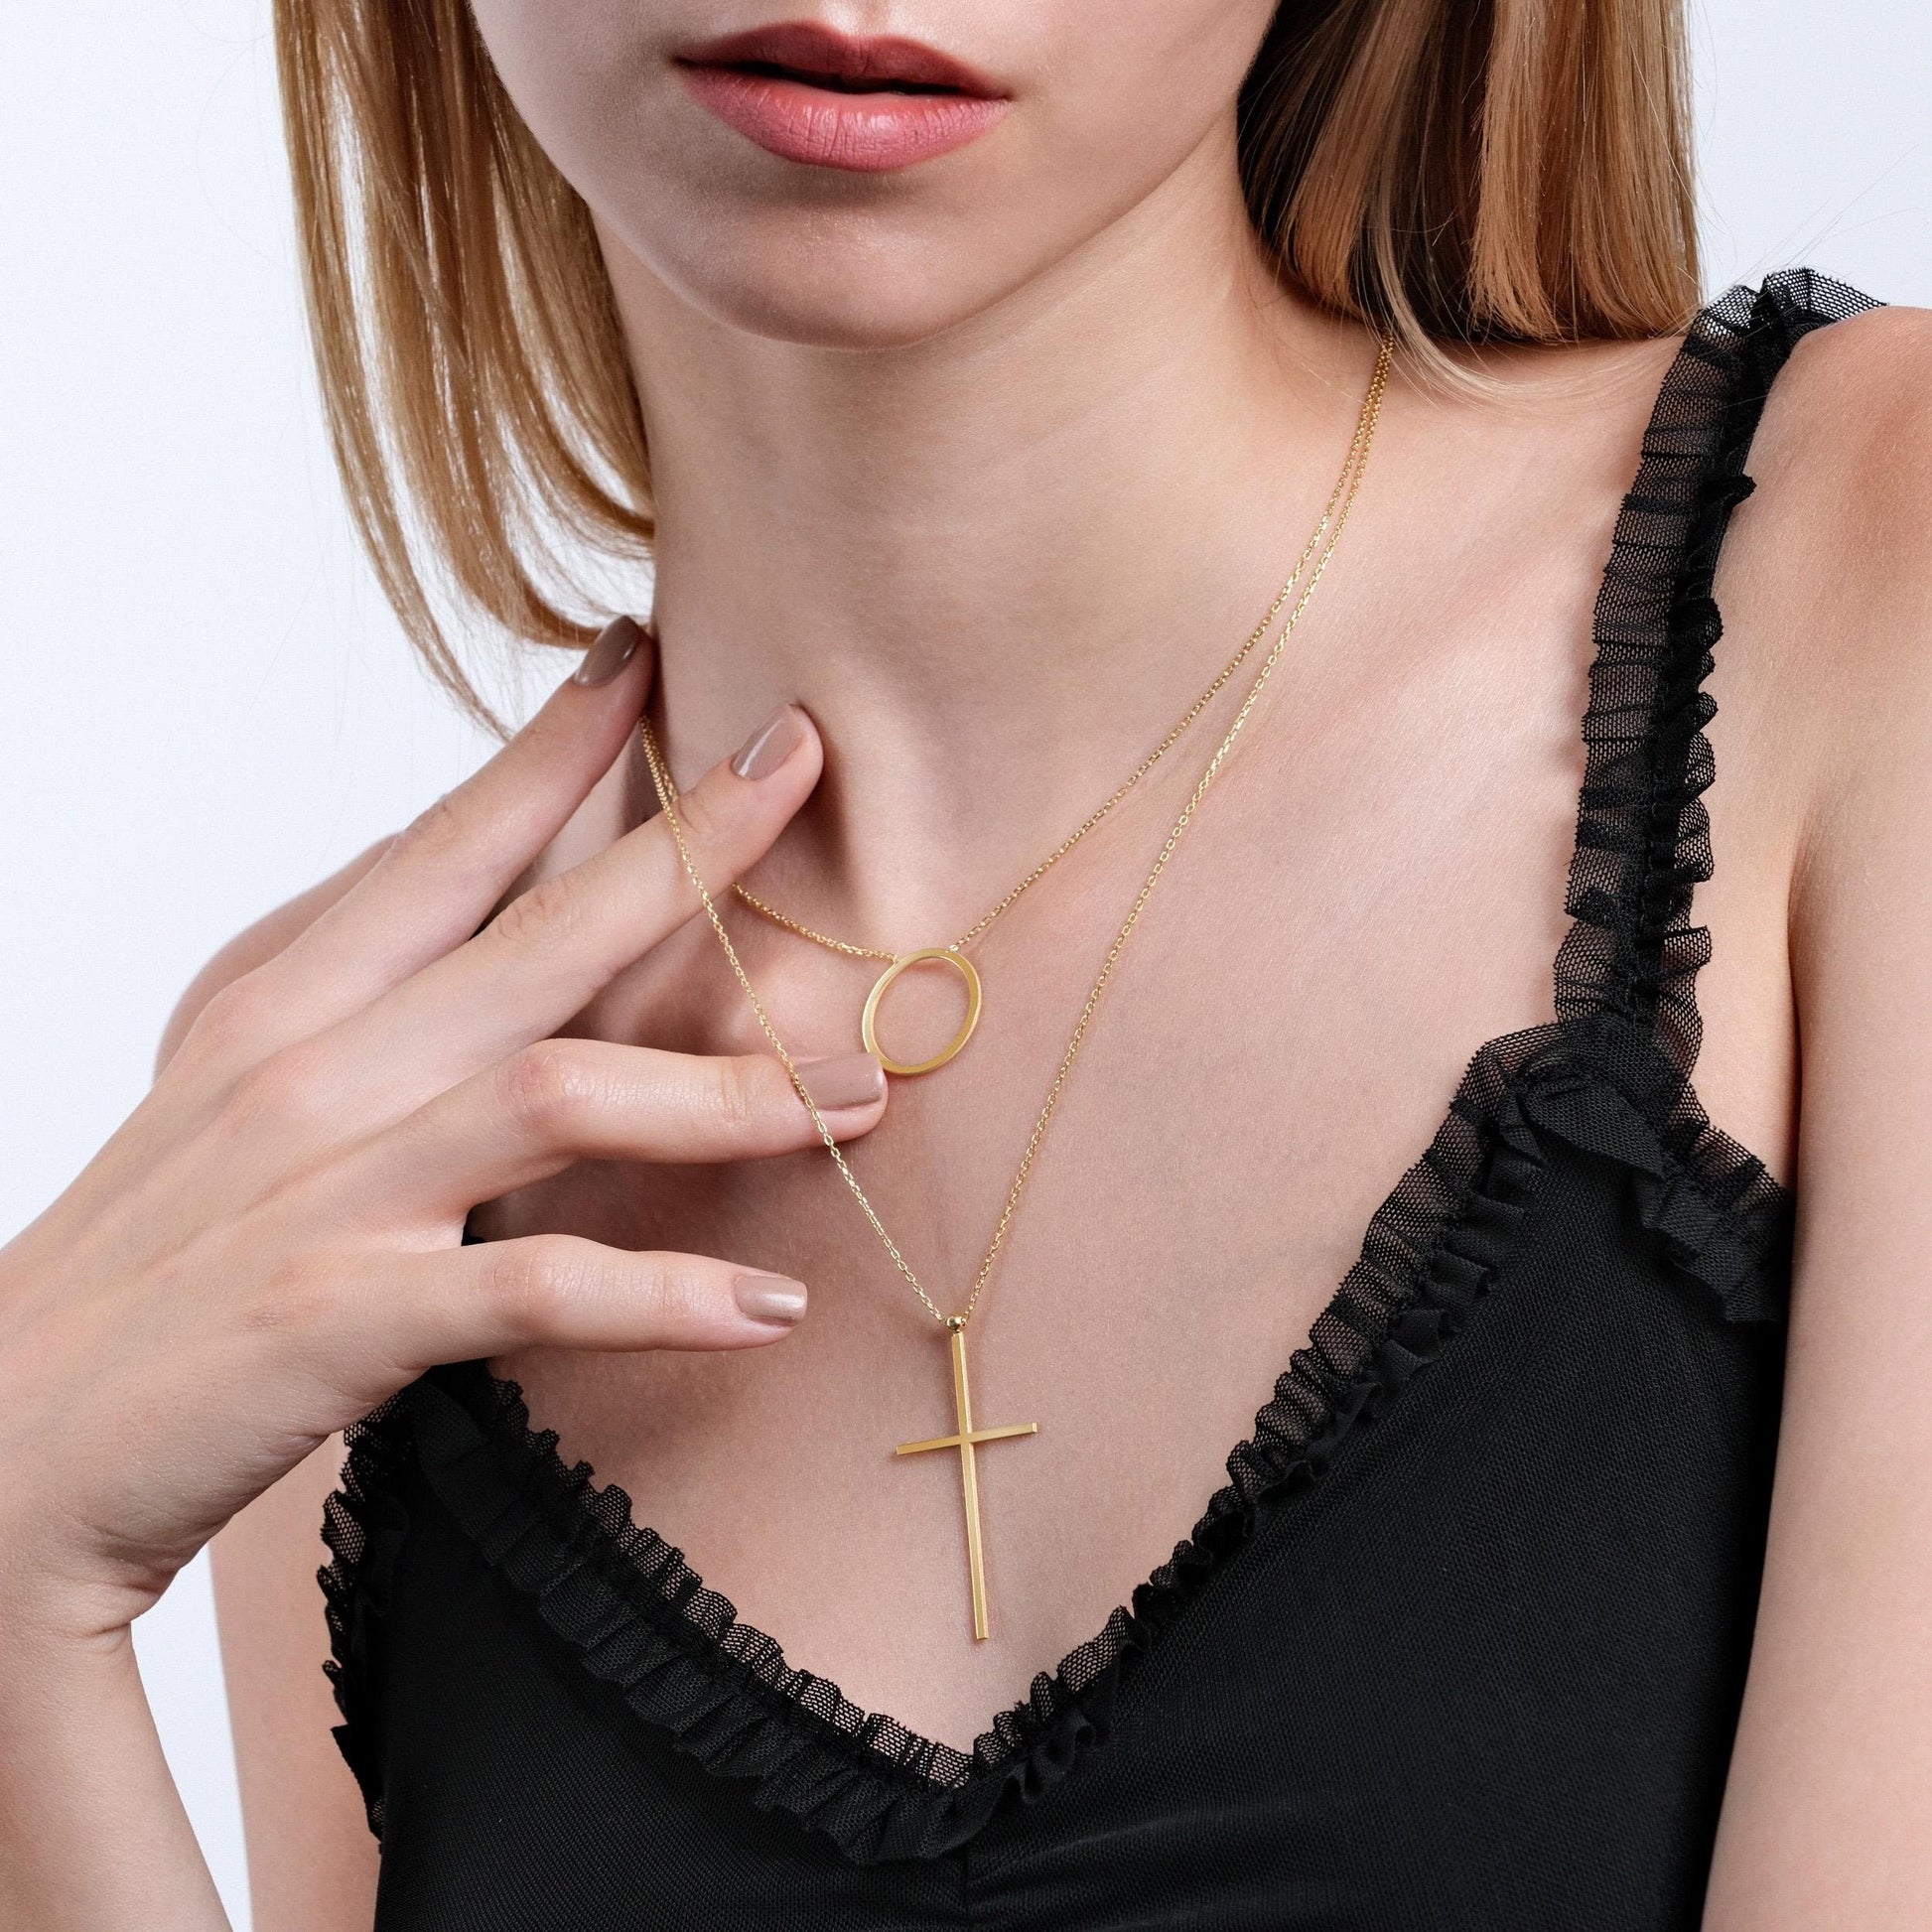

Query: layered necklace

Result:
[637,336,1393,1639]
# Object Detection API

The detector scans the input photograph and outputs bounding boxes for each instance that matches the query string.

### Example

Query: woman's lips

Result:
[673,22,1011,173]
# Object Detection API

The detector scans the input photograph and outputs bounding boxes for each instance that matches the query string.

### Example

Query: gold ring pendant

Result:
[860,948,983,1076]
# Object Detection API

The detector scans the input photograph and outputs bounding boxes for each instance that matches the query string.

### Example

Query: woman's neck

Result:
[599,135,1378,940]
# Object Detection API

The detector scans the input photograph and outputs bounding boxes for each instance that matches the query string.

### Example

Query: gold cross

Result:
[895,1317,1037,1641]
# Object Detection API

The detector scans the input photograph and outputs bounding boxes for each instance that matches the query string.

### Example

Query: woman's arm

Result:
[0,1460,379,1932]
[212,1443,378,1932]
[1702,313,1932,1929]
[0,1624,231,1927]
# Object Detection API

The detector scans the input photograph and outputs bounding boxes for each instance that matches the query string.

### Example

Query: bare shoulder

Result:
[1744,301,1932,664]
[158,717,646,1077]
[1763,297,1932,441]
[155,838,393,1073]
[1715,303,1932,853]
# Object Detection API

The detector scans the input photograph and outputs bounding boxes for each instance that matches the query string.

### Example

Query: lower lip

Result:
[676,66,1010,172]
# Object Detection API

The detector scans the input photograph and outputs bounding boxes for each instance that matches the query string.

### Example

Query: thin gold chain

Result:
[655,406,1368,967]
[638,335,1393,1330]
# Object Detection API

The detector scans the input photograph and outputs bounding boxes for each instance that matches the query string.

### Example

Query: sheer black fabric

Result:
[319,272,1876,1929]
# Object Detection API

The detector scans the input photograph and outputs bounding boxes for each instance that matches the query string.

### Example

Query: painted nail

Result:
[797,1051,887,1112]
[733,1273,808,1325]
[731,704,806,780]
[573,615,643,685]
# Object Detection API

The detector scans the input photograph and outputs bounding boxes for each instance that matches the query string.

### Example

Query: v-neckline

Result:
[324,272,1861,1863]
[478,1030,1552,1795]
[395,1034,1788,1866]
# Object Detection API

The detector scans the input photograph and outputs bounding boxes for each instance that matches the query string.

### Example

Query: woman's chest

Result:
[471,579,1794,1752]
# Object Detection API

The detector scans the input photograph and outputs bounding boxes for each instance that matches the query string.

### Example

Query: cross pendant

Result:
[895,1318,1037,1641]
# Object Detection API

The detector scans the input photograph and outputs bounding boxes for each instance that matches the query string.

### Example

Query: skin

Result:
[0,3,1926,1929]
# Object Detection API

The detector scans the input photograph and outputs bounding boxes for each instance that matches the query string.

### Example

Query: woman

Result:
[0,0,1925,1924]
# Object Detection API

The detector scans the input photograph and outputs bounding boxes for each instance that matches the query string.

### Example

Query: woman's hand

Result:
[0,618,881,1646]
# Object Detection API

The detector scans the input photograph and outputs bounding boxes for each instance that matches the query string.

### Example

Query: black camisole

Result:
[319,272,1876,1930]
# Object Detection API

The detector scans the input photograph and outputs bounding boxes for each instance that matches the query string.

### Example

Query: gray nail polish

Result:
[731,704,805,780]
[797,1051,887,1111]
[573,615,644,685]
[733,1273,808,1325]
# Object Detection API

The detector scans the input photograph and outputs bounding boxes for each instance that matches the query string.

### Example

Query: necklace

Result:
[644,441,1364,1079]
[637,336,1393,1640]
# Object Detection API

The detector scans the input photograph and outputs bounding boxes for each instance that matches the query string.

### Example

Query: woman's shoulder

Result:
[156,722,641,1075]
[1716,286,1932,973]
[1734,290,1932,704]
[156,838,392,1073]
[1754,291,1932,511]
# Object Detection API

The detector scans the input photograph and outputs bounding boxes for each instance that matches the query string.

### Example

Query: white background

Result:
[2,3,1927,1923]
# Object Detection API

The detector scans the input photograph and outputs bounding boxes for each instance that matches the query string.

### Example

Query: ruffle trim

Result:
[1555,268,1877,1232]
[318,1388,413,1840]
[320,1024,1788,1866]
[1558,268,1879,1043]
[1510,1034,1792,1324]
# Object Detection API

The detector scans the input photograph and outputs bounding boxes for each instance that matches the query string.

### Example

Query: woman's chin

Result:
[620,220,1048,353]
[690,275,1010,353]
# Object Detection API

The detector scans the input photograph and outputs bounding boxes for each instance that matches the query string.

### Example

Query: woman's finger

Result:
[180,619,656,1072]
[311,703,825,1121]
[360,1235,811,1375]
[345,1040,887,1214]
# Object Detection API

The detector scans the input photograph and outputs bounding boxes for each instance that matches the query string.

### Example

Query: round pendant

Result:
[861,948,983,1077]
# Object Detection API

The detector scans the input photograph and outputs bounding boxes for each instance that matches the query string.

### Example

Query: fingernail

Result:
[797,1051,886,1111]
[573,615,644,685]
[734,1273,808,1325]
[731,704,806,780]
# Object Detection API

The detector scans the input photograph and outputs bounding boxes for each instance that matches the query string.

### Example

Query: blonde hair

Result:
[274,0,1700,727]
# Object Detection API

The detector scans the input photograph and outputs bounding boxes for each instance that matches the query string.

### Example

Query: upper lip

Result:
[672,21,1007,97]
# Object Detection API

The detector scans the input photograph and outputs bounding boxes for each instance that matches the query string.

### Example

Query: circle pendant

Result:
[861,948,983,1077]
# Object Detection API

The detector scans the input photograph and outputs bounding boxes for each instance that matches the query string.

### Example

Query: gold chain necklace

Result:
[637,336,1392,1639]
[644,414,1366,1079]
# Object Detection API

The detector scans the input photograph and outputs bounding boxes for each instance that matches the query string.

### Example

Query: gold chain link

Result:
[637,335,1393,1330]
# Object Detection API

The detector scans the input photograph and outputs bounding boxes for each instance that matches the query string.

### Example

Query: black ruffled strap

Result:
[1556,269,1881,1051]
[1539,269,1873,1318]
